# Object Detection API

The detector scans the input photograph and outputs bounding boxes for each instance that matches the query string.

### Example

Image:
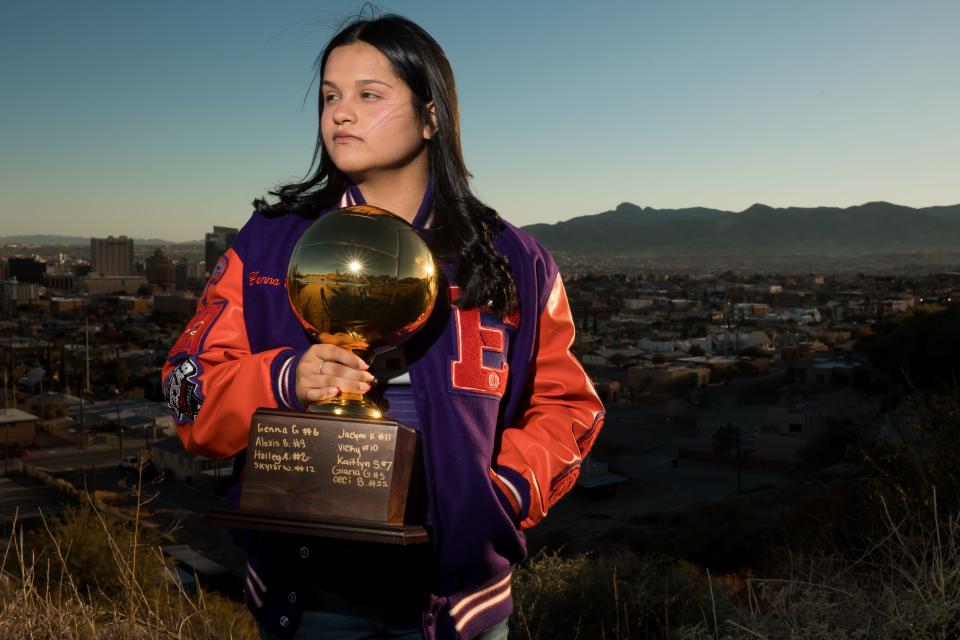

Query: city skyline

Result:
[3,0,958,241]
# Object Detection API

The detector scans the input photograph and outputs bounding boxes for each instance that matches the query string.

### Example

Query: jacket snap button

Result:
[425,612,435,624]
[279,616,290,628]
[287,592,297,603]
[298,546,310,559]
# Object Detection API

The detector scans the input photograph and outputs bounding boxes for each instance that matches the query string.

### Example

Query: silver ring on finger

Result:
[318,359,326,375]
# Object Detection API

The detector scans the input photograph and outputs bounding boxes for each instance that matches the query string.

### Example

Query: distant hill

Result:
[0,235,202,245]
[522,201,960,257]
[0,235,91,245]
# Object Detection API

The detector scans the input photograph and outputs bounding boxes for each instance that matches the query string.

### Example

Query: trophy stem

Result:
[308,391,383,419]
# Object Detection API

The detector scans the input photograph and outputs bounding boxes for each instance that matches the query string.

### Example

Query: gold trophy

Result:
[206,206,439,544]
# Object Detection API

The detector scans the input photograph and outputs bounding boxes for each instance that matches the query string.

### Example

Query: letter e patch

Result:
[448,286,513,398]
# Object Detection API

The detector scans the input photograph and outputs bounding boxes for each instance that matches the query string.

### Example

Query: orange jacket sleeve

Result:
[491,274,605,530]
[161,249,302,459]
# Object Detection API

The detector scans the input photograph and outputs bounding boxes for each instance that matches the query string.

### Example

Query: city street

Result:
[18,440,146,474]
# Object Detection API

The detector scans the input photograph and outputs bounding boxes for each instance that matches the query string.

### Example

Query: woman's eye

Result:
[361,91,380,100]
[323,93,339,104]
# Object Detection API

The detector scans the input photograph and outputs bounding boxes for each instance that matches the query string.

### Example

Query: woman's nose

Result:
[331,99,356,124]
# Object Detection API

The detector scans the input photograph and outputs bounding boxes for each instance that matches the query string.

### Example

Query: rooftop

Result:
[0,408,39,425]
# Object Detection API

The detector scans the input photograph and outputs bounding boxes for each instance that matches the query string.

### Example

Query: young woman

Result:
[162,14,604,640]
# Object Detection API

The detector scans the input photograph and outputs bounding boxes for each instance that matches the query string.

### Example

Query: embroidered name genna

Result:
[248,272,282,287]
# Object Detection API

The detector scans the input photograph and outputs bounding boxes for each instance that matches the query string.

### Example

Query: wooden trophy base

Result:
[204,408,428,545]
[204,508,428,544]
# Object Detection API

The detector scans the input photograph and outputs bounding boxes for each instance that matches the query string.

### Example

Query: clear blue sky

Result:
[2,0,957,241]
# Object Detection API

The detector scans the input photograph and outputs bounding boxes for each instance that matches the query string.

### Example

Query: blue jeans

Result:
[258,603,509,640]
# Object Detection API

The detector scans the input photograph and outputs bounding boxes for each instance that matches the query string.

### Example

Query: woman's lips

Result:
[333,132,361,142]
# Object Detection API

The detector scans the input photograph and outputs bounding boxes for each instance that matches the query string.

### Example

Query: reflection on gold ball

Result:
[287,205,439,362]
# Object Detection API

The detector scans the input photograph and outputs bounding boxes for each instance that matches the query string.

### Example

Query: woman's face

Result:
[321,42,432,182]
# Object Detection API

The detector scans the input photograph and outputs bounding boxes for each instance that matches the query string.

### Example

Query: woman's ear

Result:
[423,101,438,140]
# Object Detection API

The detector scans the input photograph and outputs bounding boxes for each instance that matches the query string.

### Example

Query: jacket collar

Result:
[340,177,435,230]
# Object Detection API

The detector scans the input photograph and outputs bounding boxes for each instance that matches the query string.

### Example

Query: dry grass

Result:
[513,492,960,639]
[7,429,960,638]
[721,492,960,640]
[0,455,257,640]
[5,487,958,639]
[0,523,256,640]
[512,549,726,639]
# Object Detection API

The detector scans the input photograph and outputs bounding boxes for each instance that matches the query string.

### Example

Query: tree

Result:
[123,326,148,345]
[860,390,960,523]
[710,366,737,385]
[42,400,66,419]
[103,358,131,388]
[738,345,768,359]
[608,353,628,369]
[798,418,860,470]
[712,422,740,454]
[858,304,960,391]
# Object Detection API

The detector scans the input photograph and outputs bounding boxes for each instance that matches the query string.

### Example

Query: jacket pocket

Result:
[488,467,522,528]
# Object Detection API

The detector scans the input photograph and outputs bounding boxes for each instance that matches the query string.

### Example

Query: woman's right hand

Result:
[295,344,375,405]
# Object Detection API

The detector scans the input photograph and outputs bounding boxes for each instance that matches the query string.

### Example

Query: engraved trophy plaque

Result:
[206,205,438,544]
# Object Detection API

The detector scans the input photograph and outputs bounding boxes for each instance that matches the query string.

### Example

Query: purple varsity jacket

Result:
[162,184,605,639]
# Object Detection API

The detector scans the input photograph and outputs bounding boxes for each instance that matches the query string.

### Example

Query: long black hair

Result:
[253,14,518,318]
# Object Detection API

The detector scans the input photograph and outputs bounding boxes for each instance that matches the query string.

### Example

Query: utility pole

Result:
[85,317,91,394]
[115,387,122,461]
[736,426,743,493]
[78,389,85,449]
[38,374,45,432]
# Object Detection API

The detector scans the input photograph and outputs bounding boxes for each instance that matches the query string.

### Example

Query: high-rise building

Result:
[175,259,188,290]
[91,236,134,276]
[146,248,175,288]
[205,226,238,276]
[8,257,47,284]
[43,273,75,292]
[0,280,39,312]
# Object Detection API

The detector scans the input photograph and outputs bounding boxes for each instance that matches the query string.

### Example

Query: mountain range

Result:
[4,202,960,256]
[520,201,960,256]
